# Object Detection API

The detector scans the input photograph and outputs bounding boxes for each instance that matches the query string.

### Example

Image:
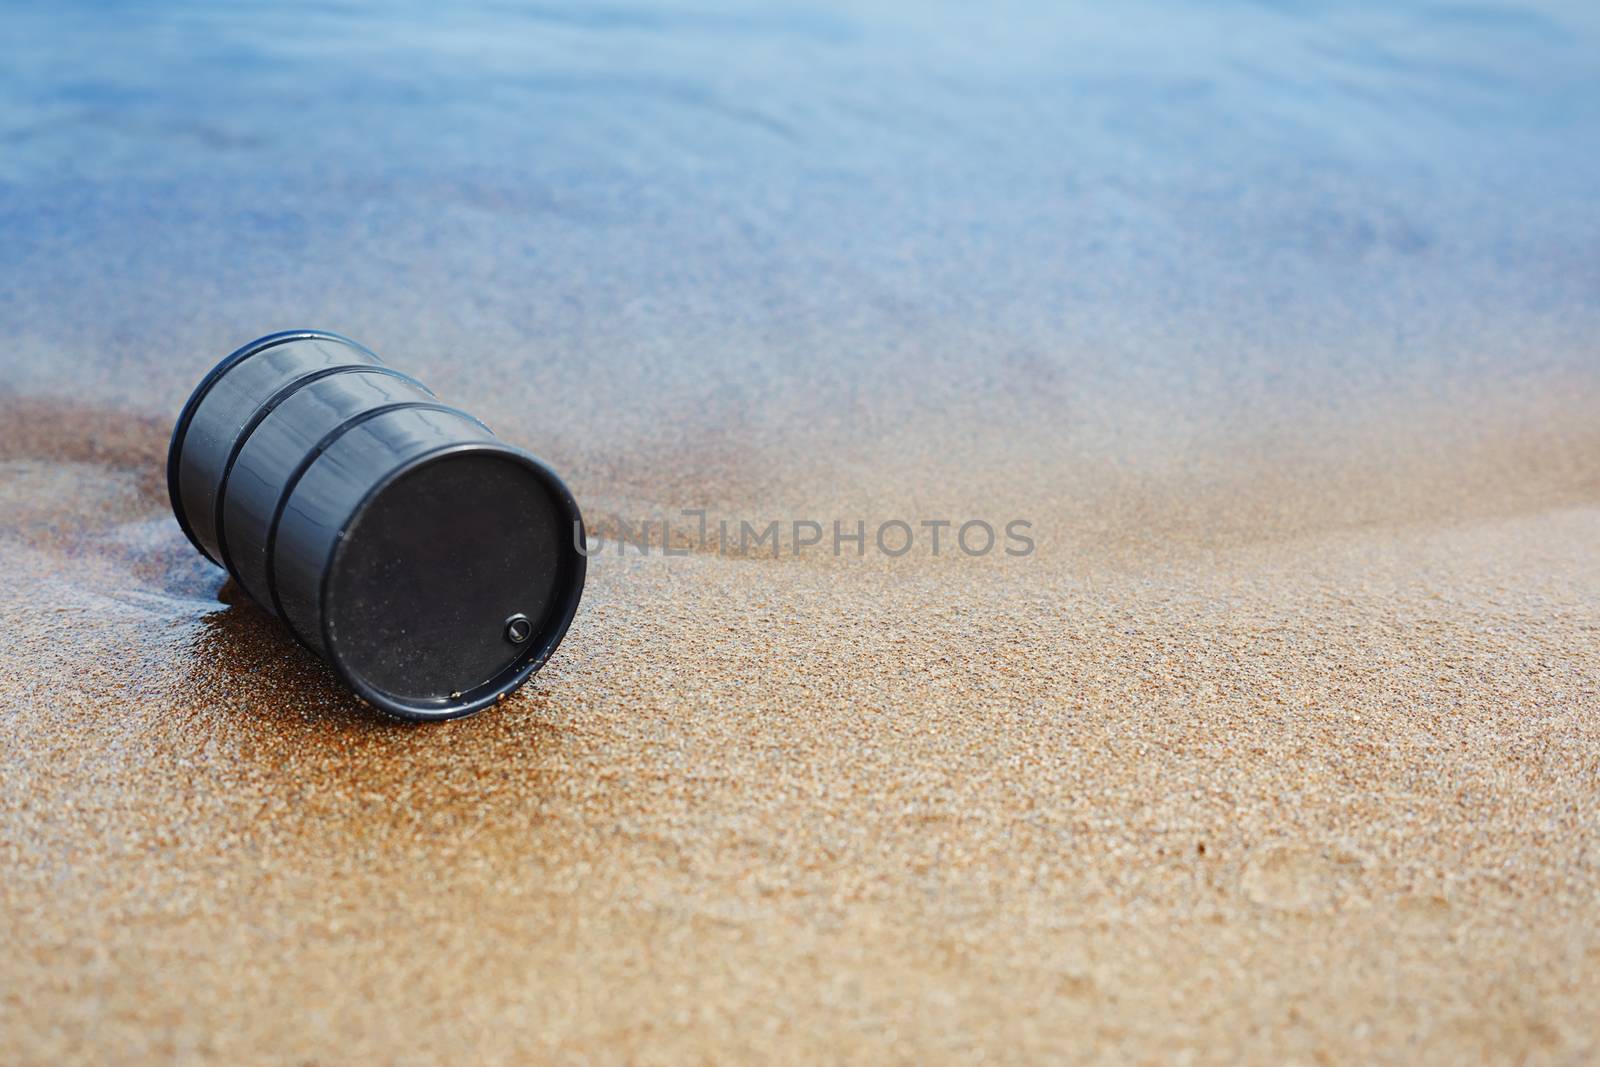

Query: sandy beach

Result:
[3,1,1599,1062]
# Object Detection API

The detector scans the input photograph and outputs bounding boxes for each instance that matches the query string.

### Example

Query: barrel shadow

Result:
[190,579,384,728]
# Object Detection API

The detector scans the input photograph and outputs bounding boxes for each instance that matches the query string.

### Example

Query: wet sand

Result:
[4,1,1600,1062]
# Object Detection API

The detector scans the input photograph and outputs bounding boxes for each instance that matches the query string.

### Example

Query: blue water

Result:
[1,0,1597,513]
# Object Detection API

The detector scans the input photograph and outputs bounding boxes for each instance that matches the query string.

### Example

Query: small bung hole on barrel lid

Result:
[505,613,533,644]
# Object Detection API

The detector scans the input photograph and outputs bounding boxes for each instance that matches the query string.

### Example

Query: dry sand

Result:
[1,377,1596,1064]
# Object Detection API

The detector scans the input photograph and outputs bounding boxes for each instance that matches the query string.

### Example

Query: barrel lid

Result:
[318,440,586,721]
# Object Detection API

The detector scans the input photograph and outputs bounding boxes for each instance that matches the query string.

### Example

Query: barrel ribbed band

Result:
[166,329,380,565]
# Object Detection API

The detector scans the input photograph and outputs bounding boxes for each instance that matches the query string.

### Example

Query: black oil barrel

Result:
[167,330,586,721]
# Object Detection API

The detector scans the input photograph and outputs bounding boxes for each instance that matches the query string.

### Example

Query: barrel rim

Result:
[318,439,588,723]
[166,329,379,565]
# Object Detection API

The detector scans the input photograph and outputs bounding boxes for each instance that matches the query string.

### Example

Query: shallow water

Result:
[3,1,1598,500]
